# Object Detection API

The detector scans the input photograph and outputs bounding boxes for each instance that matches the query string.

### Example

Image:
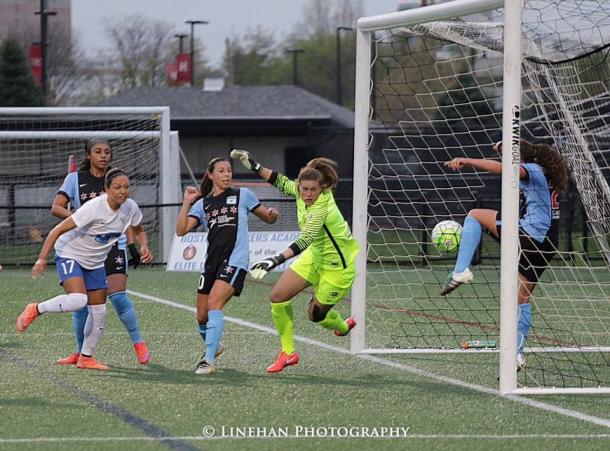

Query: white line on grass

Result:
[128,290,610,430]
[2,434,610,444]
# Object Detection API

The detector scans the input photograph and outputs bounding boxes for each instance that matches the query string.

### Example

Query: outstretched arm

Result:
[445,142,527,178]
[445,157,503,174]
[32,217,77,277]
[230,149,298,198]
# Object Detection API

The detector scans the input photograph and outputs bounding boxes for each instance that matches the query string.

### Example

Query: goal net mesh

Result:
[0,111,164,265]
[363,0,610,388]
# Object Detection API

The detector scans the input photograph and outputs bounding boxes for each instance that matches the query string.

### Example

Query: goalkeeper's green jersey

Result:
[272,173,360,270]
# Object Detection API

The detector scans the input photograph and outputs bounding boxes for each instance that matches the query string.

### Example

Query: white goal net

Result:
[352,0,610,393]
[0,107,179,265]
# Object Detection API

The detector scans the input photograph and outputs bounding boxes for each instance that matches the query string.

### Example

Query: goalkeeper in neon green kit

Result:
[231,150,360,373]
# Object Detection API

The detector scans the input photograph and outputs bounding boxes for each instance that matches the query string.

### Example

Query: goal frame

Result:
[0,107,180,263]
[350,0,610,395]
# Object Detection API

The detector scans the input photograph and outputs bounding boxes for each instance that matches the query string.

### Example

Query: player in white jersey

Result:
[16,168,153,370]
[52,138,151,366]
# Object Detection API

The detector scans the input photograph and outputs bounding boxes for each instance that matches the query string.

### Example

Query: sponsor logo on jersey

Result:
[226,196,237,205]
[94,232,122,244]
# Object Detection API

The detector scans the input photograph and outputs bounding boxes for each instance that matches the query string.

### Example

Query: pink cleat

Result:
[334,317,357,337]
[16,303,39,333]
[133,341,151,365]
[266,351,299,373]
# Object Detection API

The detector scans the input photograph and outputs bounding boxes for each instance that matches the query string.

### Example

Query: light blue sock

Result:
[72,307,88,353]
[517,303,532,354]
[454,216,483,273]
[109,291,142,345]
[204,310,224,364]
[198,323,207,351]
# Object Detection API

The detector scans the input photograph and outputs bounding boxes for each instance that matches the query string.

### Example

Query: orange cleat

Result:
[76,355,109,371]
[56,352,80,365]
[334,317,357,337]
[133,341,151,365]
[16,303,39,333]
[266,350,299,373]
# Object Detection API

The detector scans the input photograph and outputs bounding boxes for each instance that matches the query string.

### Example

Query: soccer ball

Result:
[431,220,462,253]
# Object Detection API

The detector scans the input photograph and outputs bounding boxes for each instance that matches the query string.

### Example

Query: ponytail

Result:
[303,157,339,190]
[520,140,568,192]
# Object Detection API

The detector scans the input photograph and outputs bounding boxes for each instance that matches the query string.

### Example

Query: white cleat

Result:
[195,359,217,375]
[441,268,474,295]
[517,353,526,372]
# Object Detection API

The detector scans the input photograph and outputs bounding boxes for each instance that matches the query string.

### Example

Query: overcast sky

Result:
[72,0,406,67]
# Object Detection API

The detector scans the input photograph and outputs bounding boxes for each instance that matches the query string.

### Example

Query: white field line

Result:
[2,434,610,444]
[127,290,610,430]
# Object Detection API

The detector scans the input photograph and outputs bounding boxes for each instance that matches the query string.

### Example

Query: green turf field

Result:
[1,267,610,450]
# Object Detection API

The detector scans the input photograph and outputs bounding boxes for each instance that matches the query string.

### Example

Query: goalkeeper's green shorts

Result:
[290,248,355,305]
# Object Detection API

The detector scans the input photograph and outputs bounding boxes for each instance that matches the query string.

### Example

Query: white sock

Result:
[37,293,88,313]
[81,304,107,356]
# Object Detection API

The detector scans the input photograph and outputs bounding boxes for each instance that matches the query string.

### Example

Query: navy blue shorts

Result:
[197,260,247,297]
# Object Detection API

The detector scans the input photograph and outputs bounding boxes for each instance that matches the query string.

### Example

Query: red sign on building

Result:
[29,43,42,85]
[176,53,191,85]
[167,62,178,85]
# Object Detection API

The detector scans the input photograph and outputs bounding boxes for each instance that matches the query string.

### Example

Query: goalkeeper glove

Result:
[249,254,286,280]
[230,149,261,173]
[128,243,141,269]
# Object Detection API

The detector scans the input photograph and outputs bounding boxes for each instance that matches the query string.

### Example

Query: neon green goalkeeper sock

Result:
[319,309,348,334]
[271,301,295,355]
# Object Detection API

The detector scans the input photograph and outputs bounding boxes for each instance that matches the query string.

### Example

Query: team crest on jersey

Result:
[226,196,237,205]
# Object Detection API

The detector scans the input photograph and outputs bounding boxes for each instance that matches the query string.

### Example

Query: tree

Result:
[293,0,363,38]
[223,27,288,86]
[222,0,361,108]
[0,37,44,106]
[103,14,176,88]
[46,27,91,105]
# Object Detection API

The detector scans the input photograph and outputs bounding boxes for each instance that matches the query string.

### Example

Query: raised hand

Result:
[230,149,261,172]
[183,186,200,204]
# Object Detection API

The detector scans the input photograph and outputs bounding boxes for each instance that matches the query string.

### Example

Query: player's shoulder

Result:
[521,162,546,182]
[122,197,140,211]
[237,187,257,198]
[313,190,332,207]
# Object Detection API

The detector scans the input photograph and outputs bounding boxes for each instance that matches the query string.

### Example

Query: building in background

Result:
[0,0,71,43]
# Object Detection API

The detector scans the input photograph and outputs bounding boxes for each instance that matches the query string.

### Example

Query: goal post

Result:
[352,0,610,394]
[0,107,179,264]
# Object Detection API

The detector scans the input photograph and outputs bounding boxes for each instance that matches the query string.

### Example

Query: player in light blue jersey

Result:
[51,139,151,365]
[442,140,568,369]
[176,157,279,375]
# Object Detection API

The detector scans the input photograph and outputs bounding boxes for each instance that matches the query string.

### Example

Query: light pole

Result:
[185,20,209,86]
[336,26,354,106]
[285,49,305,86]
[174,33,188,54]
[35,0,56,101]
